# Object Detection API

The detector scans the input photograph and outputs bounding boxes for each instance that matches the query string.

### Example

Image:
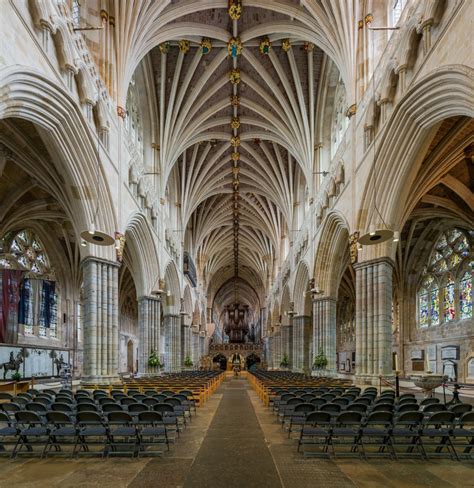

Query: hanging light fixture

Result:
[358,25,396,247]
[80,29,114,247]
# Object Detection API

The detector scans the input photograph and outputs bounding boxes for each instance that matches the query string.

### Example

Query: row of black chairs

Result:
[296,410,474,461]
[0,409,169,458]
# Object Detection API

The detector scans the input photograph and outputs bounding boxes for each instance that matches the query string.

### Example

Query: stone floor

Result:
[0,376,473,488]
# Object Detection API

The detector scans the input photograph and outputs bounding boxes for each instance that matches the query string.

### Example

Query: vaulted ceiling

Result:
[138,3,327,321]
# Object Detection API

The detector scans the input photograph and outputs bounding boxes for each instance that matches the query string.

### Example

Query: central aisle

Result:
[184,376,283,488]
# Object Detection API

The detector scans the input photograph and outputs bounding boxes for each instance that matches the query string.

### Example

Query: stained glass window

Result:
[418,227,472,327]
[0,230,58,339]
[460,271,472,320]
[443,275,455,322]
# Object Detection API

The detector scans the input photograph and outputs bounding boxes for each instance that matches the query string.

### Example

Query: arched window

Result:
[460,270,472,320]
[125,77,144,157]
[71,0,81,27]
[443,274,455,322]
[417,228,472,327]
[0,230,58,339]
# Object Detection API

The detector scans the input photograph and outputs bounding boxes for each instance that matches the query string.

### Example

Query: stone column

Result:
[292,315,312,373]
[82,258,119,382]
[312,297,337,374]
[138,296,161,375]
[281,322,293,367]
[162,314,181,372]
[192,328,199,365]
[354,258,393,383]
[273,330,282,369]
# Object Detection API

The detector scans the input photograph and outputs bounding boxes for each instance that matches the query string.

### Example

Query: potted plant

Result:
[148,349,163,370]
[280,354,289,369]
[184,355,193,368]
[11,372,22,382]
[313,349,328,375]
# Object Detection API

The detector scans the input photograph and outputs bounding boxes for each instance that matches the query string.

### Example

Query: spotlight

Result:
[81,240,87,247]
[393,231,400,243]
[358,228,394,246]
[80,229,115,246]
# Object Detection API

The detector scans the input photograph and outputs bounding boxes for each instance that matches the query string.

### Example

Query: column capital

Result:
[311,296,336,304]
[81,256,121,269]
[352,256,395,271]
[138,295,162,303]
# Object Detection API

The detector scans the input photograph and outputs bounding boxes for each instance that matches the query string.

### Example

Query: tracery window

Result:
[71,0,81,27]
[125,77,144,157]
[391,0,404,26]
[0,230,58,339]
[417,228,473,327]
[331,78,348,158]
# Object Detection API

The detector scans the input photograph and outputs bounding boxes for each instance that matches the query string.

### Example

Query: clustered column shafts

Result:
[312,297,337,373]
[163,314,181,372]
[355,258,393,381]
[282,322,293,367]
[82,258,119,381]
[292,315,312,372]
[138,296,161,374]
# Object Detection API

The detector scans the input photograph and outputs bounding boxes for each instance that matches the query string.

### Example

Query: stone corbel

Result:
[29,0,57,51]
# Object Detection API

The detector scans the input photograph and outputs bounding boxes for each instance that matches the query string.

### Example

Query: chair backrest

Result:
[15,411,43,423]
[420,397,440,406]
[293,403,315,413]
[305,411,332,425]
[144,390,157,396]
[77,403,99,413]
[153,403,174,414]
[423,403,446,413]
[56,396,74,405]
[365,411,393,425]
[424,411,455,426]
[51,402,74,413]
[107,411,133,423]
[348,403,369,414]
[1,403,20,413]
[0,411,11,424]
[0,393,13,400]
[321,393,336,401]
[180,390,193,396]
[449,403,472,415]
[138,411,163,423]
[320,403,342,413]
[98,397,116,405]
[398,397,418,405]
[120,397,136,405]
[459,411,474,425]
[47,411,73,424]
[286,398,302,406]
[376,397,394,404]
[372,403,394,412]
[58,389,73,396]
[335,411,362,425]
[280,394,295,402]
[174,394,189,402]
[141,397,158,406]
[354,397,372,406]
[133,394,148,402]
[397,403,420,413]
[77,411,103,424]
[333,398,349,406]
[128,403,148,413]
[165,397,181,406]
[161,390,175,397]
[12,397,28,406]
[153,394,167,402]
[399,393,415,400]
[102,403,123,413]
[26,402,47,413]
[310,398,327,408]
[34,397,52,406]
[43,389,57,396]
[396,411,424,425]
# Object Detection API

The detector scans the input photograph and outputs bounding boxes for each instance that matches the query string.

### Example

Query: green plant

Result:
[313,349,328,370]
[184,355,193,367]
[11,372,22,382]
[148,349,163,368]
[280,354,289,368]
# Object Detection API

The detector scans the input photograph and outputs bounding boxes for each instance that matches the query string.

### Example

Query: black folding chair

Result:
[106,411,138,457]
[287,403,315,438]
[419,411,456,460]
[0,411,18,457]
[136,411,169,456]
[12,411,49,458]
[449,403,472,418]
[298,411,332,457]
[153,403,180,439]
[420,397,440,408]
[310,398,327,410]
[390,411,424,460]
[74,411,109,457]
[44,411,78,458]
[359,411,393,459]
[450,411,474,461]
[0,393,13,401]
[330,411,363,457]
